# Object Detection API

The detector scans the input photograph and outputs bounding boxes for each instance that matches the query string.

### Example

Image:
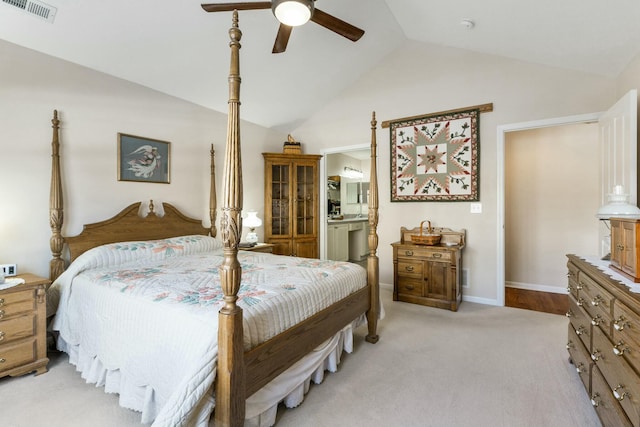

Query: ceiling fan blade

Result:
[201,2,271,12]
[310,8,365,42]
[272,24,293,54]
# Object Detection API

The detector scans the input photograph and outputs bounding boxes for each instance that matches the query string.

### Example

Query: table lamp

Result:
[244,211,262,244]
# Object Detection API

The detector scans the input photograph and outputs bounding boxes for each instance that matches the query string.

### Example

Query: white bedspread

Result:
[48,235,368,426]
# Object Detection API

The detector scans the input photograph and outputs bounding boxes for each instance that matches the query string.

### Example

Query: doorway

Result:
[496,112,601,306]
[320,144,371,260]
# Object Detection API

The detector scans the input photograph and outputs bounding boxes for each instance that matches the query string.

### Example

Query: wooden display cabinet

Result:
[610,217,640,282]
[263,152,322,258]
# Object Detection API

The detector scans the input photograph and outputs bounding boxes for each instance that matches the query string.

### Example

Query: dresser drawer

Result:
[396,278,423,297]
[592,326,640,426]
[591,366,634,427]
[568,295,592,351]
[0,314,35,345]
[567,325,592,392]
[397,259,423,279]
[0,339,36,372]
[613,302,640,349]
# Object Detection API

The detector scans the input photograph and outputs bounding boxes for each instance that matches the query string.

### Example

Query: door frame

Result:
[496,112,601,306]
[320,143,371,259]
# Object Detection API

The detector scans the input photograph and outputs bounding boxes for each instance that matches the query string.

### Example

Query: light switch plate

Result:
[470,203,482,214]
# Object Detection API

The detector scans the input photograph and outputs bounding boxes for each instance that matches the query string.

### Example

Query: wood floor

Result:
[505,287,568,315]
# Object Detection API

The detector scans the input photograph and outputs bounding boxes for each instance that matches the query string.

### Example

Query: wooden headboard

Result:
[65,201,210,262]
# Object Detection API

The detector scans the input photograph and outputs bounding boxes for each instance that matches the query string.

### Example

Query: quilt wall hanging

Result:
[387,104,491,202]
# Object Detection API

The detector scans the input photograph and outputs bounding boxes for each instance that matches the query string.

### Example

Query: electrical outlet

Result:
[0,264,17,276]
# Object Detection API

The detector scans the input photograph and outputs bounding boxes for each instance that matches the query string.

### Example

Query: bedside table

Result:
[0,273,50,378]
[242,243,275,253]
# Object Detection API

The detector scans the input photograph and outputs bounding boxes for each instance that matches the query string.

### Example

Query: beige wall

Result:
[504,124,600,292]
[294,40,618,303]
[0,40,286,279]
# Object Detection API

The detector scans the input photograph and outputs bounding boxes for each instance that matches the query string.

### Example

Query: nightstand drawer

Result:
[0,314,35,344]
[0,339,36,372]
[0,298,35,320]
[397,260,423,279]
[398,248,452,261]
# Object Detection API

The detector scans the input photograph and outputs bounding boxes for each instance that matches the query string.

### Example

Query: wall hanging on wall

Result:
[118,133,171,184]
[386,103,492,202]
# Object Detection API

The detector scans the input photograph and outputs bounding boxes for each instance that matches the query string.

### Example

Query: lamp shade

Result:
[272,0,314,26]
[244,211,262,243]
[596,185,640,219]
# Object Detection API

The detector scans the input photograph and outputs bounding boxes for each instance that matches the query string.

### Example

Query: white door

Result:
[598,89,638,256]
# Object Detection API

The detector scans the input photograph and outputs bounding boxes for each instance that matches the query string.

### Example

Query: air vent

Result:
[2,0,57,23]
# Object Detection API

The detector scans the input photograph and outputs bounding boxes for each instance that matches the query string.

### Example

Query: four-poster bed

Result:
[47,11,380,427]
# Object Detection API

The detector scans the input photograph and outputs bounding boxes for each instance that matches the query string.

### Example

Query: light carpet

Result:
[0,286,601,427]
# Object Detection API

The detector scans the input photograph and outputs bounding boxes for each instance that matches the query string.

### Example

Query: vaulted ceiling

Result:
[1,0,639,131]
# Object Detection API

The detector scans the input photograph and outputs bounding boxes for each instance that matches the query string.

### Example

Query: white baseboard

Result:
[506,281,567,295]
[463,295,499,306]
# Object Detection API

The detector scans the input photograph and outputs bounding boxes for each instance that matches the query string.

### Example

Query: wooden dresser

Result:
[391,226,465,311]
[566,255,640,426]
[0,273,49,378]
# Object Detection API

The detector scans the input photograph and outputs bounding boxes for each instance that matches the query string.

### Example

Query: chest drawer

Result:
[578,272,614,330]
[592,326,640,426]
[397,259,423,279]
[0,314,35,345]
[397,248,452,261]
[567,325,592,392]
[568,294,592,350]
[591,366,634,427]
[396,278,423,297]
[0,339,36,372]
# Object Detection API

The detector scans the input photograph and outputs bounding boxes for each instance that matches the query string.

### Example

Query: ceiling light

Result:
[272,0,314,27]
[460,19,475,30]
[342,166,363,180]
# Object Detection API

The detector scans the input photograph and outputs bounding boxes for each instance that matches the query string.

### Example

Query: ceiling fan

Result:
[201,1,365,54]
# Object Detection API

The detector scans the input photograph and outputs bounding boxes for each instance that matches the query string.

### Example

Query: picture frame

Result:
[118,133,170,184]
[390,108,479,202]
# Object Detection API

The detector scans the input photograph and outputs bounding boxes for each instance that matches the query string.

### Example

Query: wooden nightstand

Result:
[0,273,50,378]
[242,243,275,253]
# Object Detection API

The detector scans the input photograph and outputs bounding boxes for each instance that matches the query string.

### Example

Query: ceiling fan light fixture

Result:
[272,0,314,27]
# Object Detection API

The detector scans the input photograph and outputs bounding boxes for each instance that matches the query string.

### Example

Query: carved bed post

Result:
[216,11,245,427]
[210,144,217,238]
[366,111,380,343]
[49,110,65,281]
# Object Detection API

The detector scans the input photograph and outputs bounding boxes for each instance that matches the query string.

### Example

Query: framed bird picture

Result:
[117,133,170,184]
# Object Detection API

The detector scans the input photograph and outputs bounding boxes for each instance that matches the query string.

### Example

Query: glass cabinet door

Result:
[270,164,290,236]
[295,163,316,237]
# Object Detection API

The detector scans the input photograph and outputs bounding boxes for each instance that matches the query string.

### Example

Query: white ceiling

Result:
[2,0,639,131]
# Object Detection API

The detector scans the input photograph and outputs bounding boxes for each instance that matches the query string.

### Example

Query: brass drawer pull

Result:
[591,349,602,361]
[405,285,415,291]
[405,250,413,256]
[591,295,603,306]
[431,253,442,258]
[566,285,574,293]
[613,342,629,357]
[614,316,629,331]
[577,282,583,290]
[0,331,4,341]
[565,310,573,318]
[590,393,601,407]
[577,298,585,307]
[566,340,574,350]
[616,244,625,251]
[0,310,4,319]
[575,326,586,336]
[613,385,629,401]
[0,358,5,364]
[591,315,602,326]
[575,362,586,374]
[405,266,414,272]
[0,298,4,306]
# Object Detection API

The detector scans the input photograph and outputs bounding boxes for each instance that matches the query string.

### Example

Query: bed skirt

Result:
[56,315,364,427]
